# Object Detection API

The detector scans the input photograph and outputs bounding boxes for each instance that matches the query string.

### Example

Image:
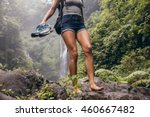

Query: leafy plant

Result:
[1,89,14,95]
[36,83,55,100]
[86,0,150,71]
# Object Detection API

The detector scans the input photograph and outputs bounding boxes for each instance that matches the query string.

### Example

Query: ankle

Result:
[89,82,96,88]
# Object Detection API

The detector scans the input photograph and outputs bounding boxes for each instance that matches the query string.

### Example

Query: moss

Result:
[132,79,150,88]
[126,71,150,84]
[95,69,120,82]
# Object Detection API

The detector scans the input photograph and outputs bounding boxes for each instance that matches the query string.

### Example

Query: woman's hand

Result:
[41,0,61,24]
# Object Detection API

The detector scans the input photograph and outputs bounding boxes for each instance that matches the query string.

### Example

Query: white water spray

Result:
[59,39,69,78]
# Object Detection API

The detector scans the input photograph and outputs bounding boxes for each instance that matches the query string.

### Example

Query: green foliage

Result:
[126,71,150,84]
[0,83,3,87]
[87,0,150,70]
[77,63,87,78]
[146,68,150,74]
[1,89,14,95]
[95,68,120,82]
[36,83,54,100]
[68,75,81,88]
[59,75,82,100]
[113,47,150,76]
[132,79,150,88]
[84,0,150,86]
[0,63,7,70]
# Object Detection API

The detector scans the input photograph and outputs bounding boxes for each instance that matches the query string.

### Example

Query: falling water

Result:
[59,39,69,78]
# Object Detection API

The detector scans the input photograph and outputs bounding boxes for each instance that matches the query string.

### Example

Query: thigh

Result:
[77,29,92,51]
[61,30,77,51]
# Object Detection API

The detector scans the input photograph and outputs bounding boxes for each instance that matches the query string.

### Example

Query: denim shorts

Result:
[61,14,86,34]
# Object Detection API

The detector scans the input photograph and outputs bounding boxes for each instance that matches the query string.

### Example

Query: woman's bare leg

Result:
[77,29,104,91]
[62,31,82,93]
[62,31,78,75]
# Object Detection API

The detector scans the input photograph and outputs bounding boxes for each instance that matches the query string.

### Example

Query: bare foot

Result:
[90,84,104,91]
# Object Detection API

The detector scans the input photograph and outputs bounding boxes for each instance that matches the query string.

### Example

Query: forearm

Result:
[41,0,61,24]
[41,8,55,23]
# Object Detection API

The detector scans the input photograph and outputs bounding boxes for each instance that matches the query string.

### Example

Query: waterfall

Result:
[59,38,69,78]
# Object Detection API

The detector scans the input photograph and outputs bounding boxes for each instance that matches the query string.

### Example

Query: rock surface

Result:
[0,70,67,100]
[49,81,68,100]
[80,77,150,100]
[0,92,15,100]
[0,70,44,98]
[0,70,150,100]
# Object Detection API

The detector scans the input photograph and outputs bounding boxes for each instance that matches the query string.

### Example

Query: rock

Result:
[0,70,44,98]
[136,87,150,96]
[47,81,68,100]
[0,92,15,100]
[1,69,149,100]
[80,77,150,100]
[0,70,67,100]
[31,81,68,100]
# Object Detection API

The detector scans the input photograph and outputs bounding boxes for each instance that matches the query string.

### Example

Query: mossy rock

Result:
[95,69,119,82]
[132,79,150,88]
[33,81,68,100]
[127,71,150,84]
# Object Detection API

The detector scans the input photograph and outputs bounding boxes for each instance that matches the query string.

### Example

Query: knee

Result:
[83,45,92,56]
[70,48,78,60]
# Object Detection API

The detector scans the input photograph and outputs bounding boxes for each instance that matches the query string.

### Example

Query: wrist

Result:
[40,20,46,24]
